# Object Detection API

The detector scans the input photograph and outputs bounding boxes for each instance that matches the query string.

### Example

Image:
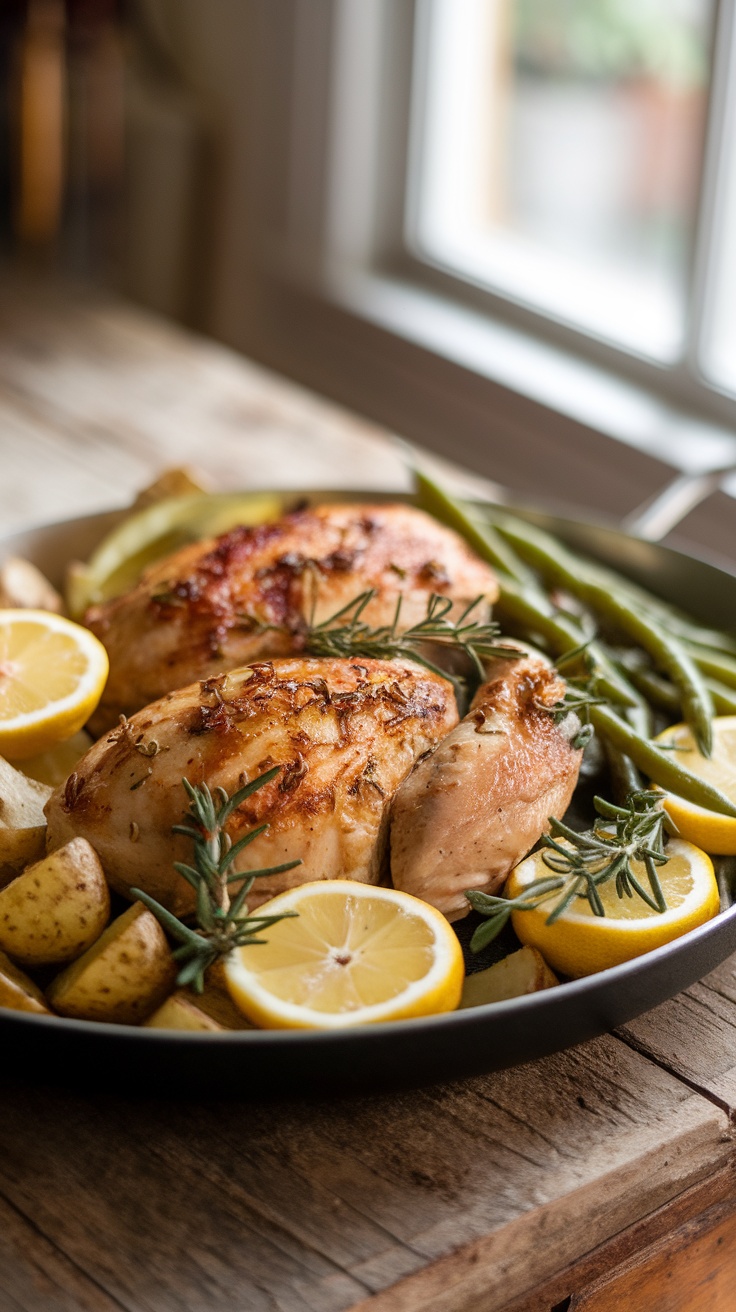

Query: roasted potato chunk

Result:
[460,946,558,1009]
[0,557,63,613]
[0,948,51,1014]
[133,466,209,509]
[0,756,52,880]
[144,991,224,1031]
[47,902,175,1024]
[20,731,94,788]
[0,838,110,967]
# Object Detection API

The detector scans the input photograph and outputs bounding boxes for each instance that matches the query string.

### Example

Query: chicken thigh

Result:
[46,657,458,917]
[85,502,498,731]
[390,651,583,920]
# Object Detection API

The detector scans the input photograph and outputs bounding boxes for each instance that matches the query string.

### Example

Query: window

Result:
[410,0,713,362]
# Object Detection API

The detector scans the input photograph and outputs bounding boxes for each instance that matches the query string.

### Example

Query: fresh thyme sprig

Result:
[297,590,523,688]
[131,767,301,993]
[466,789,670,953]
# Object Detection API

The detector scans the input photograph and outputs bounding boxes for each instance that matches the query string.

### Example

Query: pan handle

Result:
[617,464,736,543]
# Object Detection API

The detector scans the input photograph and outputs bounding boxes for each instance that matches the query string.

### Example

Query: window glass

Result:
[410,0,713,361]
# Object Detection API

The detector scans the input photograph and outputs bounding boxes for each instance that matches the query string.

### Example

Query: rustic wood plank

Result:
[493,1162,736,1312]
[0,1192,125,1312]
[569,1194,736,1312]
[0,266,415,534]
[617,952,736,1113]
[0,1031,730,1312]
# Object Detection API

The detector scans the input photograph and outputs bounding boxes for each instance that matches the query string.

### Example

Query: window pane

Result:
[699,7,736,394]
[410,0,713,361]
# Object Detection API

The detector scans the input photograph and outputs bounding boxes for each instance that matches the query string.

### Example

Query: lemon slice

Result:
[67,491,283,617]
[224,881,464,1029]
[653,718,736,854]
[0,610,109,759]
[506,837,719,978]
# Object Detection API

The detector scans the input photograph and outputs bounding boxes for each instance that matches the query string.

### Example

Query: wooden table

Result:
[1,270,735,1312]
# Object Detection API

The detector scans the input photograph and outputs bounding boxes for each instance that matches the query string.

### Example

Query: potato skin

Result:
[0,948,51,1014]
[47,902,175,1024]
[144,991,224,1031]
[0,838,110,967]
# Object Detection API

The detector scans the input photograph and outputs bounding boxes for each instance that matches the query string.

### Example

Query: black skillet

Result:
[2,492,736,1096]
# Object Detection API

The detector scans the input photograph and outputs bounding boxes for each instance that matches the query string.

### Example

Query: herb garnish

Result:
[295,590,523,690]
[466,790,669,952]
[132,767,300,992]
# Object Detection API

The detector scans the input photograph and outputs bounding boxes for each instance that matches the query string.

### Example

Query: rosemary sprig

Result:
[131,767,301,993]
[298,590,523,687]
[466,789,670,953]
[542,678,607,751]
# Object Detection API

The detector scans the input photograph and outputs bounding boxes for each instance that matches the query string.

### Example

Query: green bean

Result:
[590,704,736,817]
[707,679,736,716]
[617,663,680,714]
[495,578,641,708]
[488,510,736,656]
[602,740,643,805]
[414,472,537,588]
[686,645,736,690]
[584,583,713,756]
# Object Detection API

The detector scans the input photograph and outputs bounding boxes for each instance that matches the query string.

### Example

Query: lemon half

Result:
[224,881,464,1029]
[654,718,736,854]
[506,837,719,978]
[0,610,108,759]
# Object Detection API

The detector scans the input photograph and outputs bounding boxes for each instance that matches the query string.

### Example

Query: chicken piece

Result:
[45,658,458,918]
[390,651,583,920]
[85,502,497,732]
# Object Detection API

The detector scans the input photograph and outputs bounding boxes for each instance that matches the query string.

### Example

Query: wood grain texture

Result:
[0,267,735,1312]
[0,1034,730,1312]
[569,1195,736,1312]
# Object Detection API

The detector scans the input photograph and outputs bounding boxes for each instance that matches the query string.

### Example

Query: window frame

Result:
[209,0,736,520]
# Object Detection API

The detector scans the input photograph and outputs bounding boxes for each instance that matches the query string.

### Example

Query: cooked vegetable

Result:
[0,838,110,967]
[0,948,51,1014]
[18,731,94,788]
[66,490,284,617]
[459,946,557,1008]
[132,466,209,510]
[0,756,52,878]
[143,991,224,1031]
[47,902,175,1024]
[0,557,63,613]
[589,704,736,817]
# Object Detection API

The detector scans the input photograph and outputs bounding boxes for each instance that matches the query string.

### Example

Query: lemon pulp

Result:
[224,881,464,1029]
[0,610,108,758]
[654,717,736,854]
[507,837,719,978]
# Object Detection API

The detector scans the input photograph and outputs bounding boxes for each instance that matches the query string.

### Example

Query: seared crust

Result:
[85,502,498,731]
[46,658,459,917]
[390,652,583,920]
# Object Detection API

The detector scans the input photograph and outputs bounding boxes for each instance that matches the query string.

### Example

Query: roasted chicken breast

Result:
[85,502,498,732]
[46,658,459,917]
[390,651,583,920]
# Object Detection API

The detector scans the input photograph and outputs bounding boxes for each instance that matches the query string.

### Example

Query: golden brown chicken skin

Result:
[85,502,498,732]
[390,651,583,920]
[46,657,459,917]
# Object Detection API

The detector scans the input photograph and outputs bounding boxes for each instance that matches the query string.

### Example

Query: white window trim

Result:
[204,0,736,524]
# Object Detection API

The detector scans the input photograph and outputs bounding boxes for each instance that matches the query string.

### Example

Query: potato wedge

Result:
[0,838,110,967]
[460,946,558,1009]
[0,557,63,613]
[47,902,175,1024]
[144,991,224,1031]
[133,466,210,509]
[20,731,94,788]
[0,948,51,1014]
[0,756,52,879]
